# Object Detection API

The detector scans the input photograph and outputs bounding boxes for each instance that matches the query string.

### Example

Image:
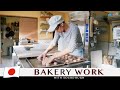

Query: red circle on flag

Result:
[8,68,15,75]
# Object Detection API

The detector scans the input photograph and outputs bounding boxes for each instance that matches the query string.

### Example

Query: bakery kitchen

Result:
[34,68,104,76]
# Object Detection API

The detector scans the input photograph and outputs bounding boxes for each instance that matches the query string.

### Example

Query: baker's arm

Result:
[42,48,70,66]
[44,43,56,54]
[37,31,60,61]
[45,31,60,53]
[52,48,70,59]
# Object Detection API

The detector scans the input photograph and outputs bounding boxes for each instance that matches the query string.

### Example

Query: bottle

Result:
[13,40,16,46]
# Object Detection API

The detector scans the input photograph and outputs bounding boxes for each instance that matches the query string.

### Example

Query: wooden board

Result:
[19,17,38,42]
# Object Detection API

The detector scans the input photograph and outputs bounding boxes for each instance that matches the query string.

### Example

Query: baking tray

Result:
[26,57,90,68]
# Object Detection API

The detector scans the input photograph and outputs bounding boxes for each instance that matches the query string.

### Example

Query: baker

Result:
[37,15,83,66]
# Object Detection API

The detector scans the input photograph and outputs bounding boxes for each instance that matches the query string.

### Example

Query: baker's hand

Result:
[42,56,55,66]
[37,52,47,61]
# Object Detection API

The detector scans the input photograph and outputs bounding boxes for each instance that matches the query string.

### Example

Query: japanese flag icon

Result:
[3,66,20,78]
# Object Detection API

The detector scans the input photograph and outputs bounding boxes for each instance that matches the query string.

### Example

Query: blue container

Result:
[108,13,112,17]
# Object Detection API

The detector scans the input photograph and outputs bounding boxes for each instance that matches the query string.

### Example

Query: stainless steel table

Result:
[13,45,91,68]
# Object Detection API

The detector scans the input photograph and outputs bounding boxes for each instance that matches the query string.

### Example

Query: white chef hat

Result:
[47,15,64,32]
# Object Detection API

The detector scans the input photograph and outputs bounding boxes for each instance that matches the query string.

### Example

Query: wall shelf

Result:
[39,12,53,40]
[39,30,48,33]
[108,16,120,21]
[40,16,51,18]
